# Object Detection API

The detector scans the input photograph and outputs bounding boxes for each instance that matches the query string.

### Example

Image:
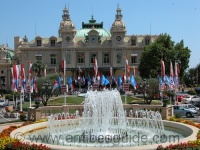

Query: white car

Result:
[182,95,200,104]
[0,99,6,107]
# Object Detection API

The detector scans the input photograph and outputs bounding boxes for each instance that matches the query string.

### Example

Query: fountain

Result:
[10,89,199,149]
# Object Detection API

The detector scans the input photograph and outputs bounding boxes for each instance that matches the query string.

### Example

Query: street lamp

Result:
[140,78,149,103]
[41,81,52,106]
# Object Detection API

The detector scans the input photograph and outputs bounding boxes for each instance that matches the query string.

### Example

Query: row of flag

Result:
[159,60,180,91]
[10,62,37,93]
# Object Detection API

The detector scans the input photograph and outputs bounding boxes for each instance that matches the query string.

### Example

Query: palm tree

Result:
[32,60,46,77]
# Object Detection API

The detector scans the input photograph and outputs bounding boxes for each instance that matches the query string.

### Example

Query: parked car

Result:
[180,104,199,111]
[173,105,198,117]
[189,100,200,107]
[176,94,186,102]
[0,99,8,107]
[182,95,200,104]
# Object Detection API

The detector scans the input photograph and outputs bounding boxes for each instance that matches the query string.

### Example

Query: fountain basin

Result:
[10,120,199,150]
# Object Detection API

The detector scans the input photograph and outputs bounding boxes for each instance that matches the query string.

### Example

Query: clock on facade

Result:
[66,36,71,42]
[90,36,96,42]
[116,36,121,41]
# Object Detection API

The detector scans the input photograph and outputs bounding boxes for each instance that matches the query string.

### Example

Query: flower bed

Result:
[156,117,200,150]
[0,120,51,150]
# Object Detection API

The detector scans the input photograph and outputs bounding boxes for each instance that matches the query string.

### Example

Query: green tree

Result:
[36,74,60,106]
[138,33,191,81]
[32,60,46,77]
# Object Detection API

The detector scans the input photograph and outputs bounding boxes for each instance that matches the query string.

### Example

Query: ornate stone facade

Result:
[0,44,14,91]
[15,5,158,79]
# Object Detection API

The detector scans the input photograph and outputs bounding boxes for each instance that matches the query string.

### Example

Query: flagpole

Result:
[27,61,32,107]
[64,59,66,105]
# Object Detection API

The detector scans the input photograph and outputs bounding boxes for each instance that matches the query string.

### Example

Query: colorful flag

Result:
[94,57,98,77]
[125,58,130,73]
[52,79,59,93]
[101,75,110,86]
[161,59,165,77]
[130,75,137,89]
[28,61,32,77]
[97,73,101,81]
[117,76,122,87]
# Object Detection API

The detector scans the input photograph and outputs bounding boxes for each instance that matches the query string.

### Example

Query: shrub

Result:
[0,137,18,150]
[188,89,197,95]
[19,114,27,121]
[4,142,51,150]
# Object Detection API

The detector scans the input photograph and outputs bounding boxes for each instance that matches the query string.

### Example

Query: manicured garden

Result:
[1,116,200,150]
[0,120,51,150]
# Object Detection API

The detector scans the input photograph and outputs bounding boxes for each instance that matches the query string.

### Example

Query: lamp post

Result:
[140,78,149,103]
[41,81,51,106]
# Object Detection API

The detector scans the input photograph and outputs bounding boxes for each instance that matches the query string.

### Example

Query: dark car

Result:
[190,100,200,107]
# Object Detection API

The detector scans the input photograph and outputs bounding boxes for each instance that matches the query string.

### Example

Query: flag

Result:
[52,79,59,93]
[97,72,101,81]
[170,61,175,90]
[101,75,110,86]
[57,75,62,88]
[122,72,126,83]
[28,61,32,77]
[158,76,165,91]
[67,77,72,85]
[21,64,26,91]
[94,57,98,77]
[130,75,137,89]
[117,76,122,87]
[125,58,130,73]
[44,68,46,77]
[110,66,113,77]
[62,59,66,73]
[82,76,85,85]
[112,76,117,85]
[88,75,92,88]
[10,67,16,91]
[161,59,165,77]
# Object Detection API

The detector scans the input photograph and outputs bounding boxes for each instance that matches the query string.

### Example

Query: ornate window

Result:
[131,54,138,64]
[51,40,55,46]
[145,36,151,45]
[117,53,122,63]
[131,36,137,45]
[37,40,41,46]
[90,53,97,63]
[50,54,56,64]
[66,53,71,64]
[103,53,109,63]
[78,53,84,63]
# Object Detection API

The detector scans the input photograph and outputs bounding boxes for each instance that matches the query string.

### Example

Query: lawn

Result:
[21,95,162,112]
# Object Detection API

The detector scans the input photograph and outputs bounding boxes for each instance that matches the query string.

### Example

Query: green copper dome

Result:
[75,15,111,37]
[75,28,111,37]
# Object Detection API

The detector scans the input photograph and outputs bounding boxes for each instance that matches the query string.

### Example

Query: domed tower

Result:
[58,5,76,46]
[110,5,126,45]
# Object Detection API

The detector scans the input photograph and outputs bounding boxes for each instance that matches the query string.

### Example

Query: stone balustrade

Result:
[28,104,173,121]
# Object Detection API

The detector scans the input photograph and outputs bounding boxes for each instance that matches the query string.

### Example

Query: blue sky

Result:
[0,0,200,69]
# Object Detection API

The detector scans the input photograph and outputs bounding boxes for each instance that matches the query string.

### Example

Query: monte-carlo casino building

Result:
[14,5,159,81]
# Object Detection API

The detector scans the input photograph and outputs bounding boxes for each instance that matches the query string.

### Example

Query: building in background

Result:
[14,5,158,80]
[0,44,14,91]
